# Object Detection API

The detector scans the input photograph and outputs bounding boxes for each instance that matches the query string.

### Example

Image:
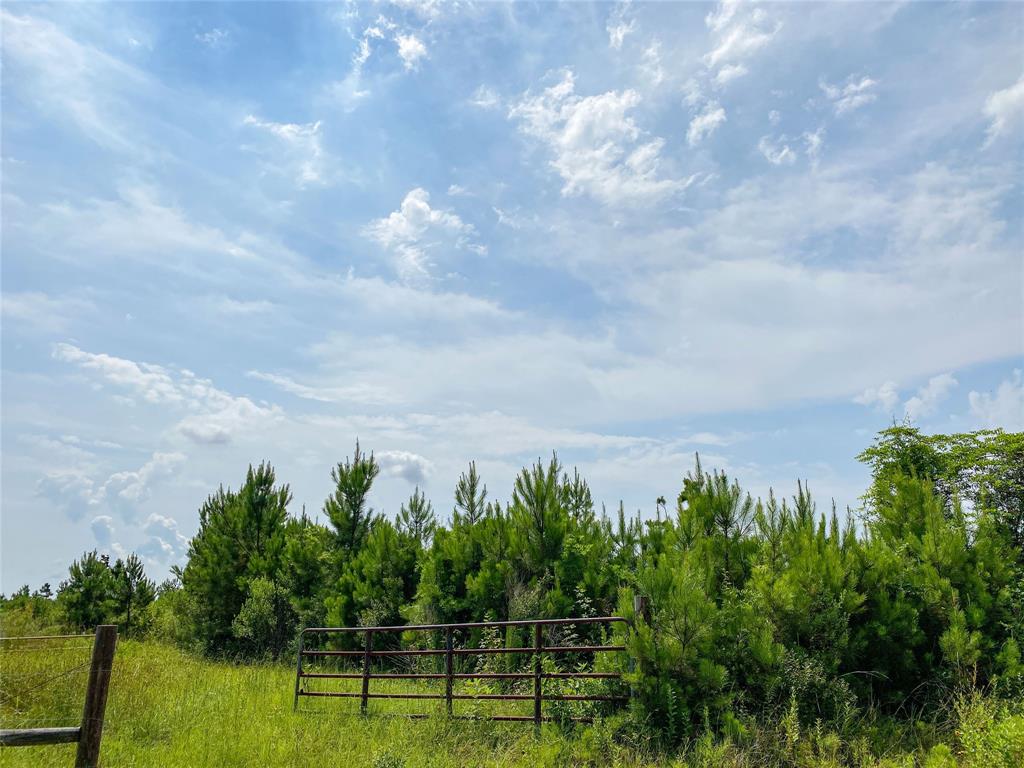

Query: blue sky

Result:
[2,1,1022,590]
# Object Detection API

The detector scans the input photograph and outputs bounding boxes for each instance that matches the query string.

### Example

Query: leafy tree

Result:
[859,427,1024,554]
[232,577,296,659]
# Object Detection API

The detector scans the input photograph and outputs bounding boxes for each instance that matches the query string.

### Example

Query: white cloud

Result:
[378,450,433,485]
[243,115,328,186]
[212,296,276,316]
[53,343,283,444]
[704,2,781,74]
[90,515,115,548]
[983,75,1024,146]
[362,188,480,281]
[803,126,825,165]
[39,452,185,522]
[37,472,102,521]
[510,69,683,206]
[395,33,427,70]
[820,76,878,115]
[37,183,261,271]
[607,3,635,50]
[2,291,95,334]
[469,85,500,109]
[102,452,186,520]
[854,381,899,413]
[768,110,781,126]
[640,40,665,87]
[969,370,1023,430]
[195,28,230,47]
[687,103,727,146]
[1,10,149,153]
[246,370,396,406]
[903,372,957,421]
[757,135,796,165]
[53,343,183,404]
[714,63,748,86]
[138,513,189,565]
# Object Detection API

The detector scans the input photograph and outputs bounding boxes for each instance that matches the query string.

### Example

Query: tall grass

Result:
[1,640,1020,767]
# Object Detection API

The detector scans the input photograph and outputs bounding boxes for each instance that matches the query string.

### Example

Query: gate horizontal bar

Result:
[303,645,623,658]
[0,727,81,746]
[301,616,626,634]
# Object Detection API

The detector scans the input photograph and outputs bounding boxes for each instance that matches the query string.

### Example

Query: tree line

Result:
[5,426,1021,744]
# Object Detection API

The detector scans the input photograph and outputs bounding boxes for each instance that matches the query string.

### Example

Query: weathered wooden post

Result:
[444,627,454,717]
[360,629,373,714]
[632,594,649,623]
[533,623,543,727]
[75,624,117,768]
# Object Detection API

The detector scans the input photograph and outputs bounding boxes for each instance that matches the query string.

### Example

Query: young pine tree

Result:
[111,553,156,636]
[323,441,380,557]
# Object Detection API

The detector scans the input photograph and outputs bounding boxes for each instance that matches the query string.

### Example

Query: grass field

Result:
[2,638,1022,767]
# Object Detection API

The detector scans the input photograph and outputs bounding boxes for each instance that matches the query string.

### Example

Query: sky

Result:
[1,1,1022,591]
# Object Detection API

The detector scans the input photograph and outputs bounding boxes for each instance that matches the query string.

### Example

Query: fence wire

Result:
[0,634,92,730]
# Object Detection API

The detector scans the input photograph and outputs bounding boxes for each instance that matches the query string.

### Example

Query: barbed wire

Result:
[0,659,91,704]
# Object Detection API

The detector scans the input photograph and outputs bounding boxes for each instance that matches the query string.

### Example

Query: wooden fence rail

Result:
[0,624,117,768]
[294,616,629,725]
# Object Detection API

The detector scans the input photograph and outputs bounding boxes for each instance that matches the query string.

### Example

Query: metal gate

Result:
[293,616,629,723]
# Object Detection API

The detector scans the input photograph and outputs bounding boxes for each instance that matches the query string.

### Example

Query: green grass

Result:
[2,640,1021,767]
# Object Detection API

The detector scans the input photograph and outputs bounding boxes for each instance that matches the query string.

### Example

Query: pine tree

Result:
[58,551,116,630]
[112,553,156,635]
[181,463,291,655]
[398,487,436,546]
[454,461,487,525]
[323,441,380,555]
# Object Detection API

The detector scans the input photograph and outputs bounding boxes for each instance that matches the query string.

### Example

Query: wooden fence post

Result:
[75,625,117,768]
[444,627,454,717]
[533,623,543,728]
[360,630,373,715]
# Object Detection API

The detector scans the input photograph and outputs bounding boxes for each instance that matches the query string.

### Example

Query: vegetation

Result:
[1,426,1022,766]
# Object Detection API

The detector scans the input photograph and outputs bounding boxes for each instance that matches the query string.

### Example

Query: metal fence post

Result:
[444,627,454,717]
[75,625,117,768]
[360,630,373,715]
[293,631,305,711]
[533,623,543,728]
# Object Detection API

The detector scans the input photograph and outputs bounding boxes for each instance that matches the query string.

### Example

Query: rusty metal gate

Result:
[293,616,629,723]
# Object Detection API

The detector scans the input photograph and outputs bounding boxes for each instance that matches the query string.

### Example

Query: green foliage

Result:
[112,554,156,636]
[323,440,380,555]
[397,486,437,546]
[14,426,1022,759]
[859,426,1024,554]
[57,550,117,630]
[180,462,292,655]
[231,577,295,659]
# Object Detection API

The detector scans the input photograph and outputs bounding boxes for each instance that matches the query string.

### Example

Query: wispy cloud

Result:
[820,75,878,115]
[687,103,727,146]
[243,115,330,186]
[606,3,635,50]
[983,75,1024,146]
[52,343,282,444]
